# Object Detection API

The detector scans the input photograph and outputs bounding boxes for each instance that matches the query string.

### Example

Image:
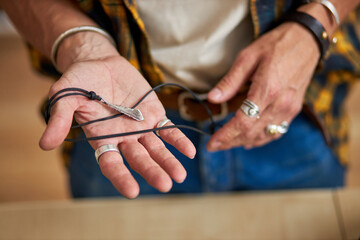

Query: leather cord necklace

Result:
[45,83,219,142]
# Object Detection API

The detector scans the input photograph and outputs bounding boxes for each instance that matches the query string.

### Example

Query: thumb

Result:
[39,102,76,150]
[208,52,258,103]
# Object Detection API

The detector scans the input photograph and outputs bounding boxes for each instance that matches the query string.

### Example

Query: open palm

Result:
[41,55,196,198]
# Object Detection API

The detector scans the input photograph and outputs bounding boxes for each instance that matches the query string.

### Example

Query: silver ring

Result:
[240,99,260,118]
[278,121,289,134]
[266,121,289,136]
[266,124,279,136]
[155,118,171,136]
[94,144,120,164]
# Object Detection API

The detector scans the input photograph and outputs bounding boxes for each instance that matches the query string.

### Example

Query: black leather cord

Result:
[45,83,218,142]
[45,87,102,124]
[283,11,330,59]
[65,125,211,142]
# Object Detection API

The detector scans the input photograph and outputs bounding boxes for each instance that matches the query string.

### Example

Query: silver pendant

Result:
[100,98,144,121]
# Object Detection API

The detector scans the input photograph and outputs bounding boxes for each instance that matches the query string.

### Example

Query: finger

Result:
[244,136,280,149]
[208,48,259,103]
[98,150,140,199]
[158,122,196,159]
[243,92,299,148]
[120,141,173,193]
[39,102,76,150]
[244,57,283,119]
[207,108,257,151]
[208,60,277,151]
[208,58,286,151]
[244,115,293,149]
[239,105,277,148]
[139,133,187,183]
[244,130,284,149]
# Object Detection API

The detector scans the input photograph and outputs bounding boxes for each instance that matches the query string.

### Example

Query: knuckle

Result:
[143,165,160,176]
[148,142,163,154]
[276,94,303,116]
[277,97,292,112]
[158,156,174,167]
[267,82,280,100]
[174,135,187,146]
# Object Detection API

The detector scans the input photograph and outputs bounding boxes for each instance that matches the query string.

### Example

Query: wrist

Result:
[297,2,337,36]
[283,11,331,59]
[281,22,320,59]
[56,30,119,73]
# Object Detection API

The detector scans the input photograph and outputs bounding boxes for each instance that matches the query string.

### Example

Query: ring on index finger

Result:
[240,99,260,119]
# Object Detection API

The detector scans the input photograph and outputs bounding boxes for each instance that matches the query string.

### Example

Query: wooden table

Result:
[0,188,359,240]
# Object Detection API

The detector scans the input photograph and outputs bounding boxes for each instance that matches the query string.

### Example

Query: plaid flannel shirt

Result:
[28,0,360,165]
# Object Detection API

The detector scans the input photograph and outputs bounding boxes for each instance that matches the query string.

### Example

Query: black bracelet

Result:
[283,11,330,59]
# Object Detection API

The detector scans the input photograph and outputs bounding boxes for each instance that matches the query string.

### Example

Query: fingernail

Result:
[208,88,222,101]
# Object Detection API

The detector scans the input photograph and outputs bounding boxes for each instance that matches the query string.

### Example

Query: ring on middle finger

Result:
[155,118,171,136]
[266,124,279,136]
[95,144,120,164]
[278,121,289,134]
[240,99,260,119]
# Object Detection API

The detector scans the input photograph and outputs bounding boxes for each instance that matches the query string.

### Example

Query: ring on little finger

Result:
[240,99,260,119]
[265,121,289,136]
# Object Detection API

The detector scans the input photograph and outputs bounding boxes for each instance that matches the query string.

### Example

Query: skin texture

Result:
[0,0,358,197]
[1,0,196,198]
[206,2,359,151]
[44,54,196,198]
[207,22,318,150]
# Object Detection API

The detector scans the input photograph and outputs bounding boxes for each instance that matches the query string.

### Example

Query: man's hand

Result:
[40,55,196,199]
[206,22,320,151]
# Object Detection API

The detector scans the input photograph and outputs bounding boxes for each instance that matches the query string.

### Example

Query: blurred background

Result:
[0,11,359,202]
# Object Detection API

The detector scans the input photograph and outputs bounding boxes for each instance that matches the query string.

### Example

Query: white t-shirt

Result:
[136,0,253,91]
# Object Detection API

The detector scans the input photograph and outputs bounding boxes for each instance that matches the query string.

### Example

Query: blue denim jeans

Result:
[68,111,345,198]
